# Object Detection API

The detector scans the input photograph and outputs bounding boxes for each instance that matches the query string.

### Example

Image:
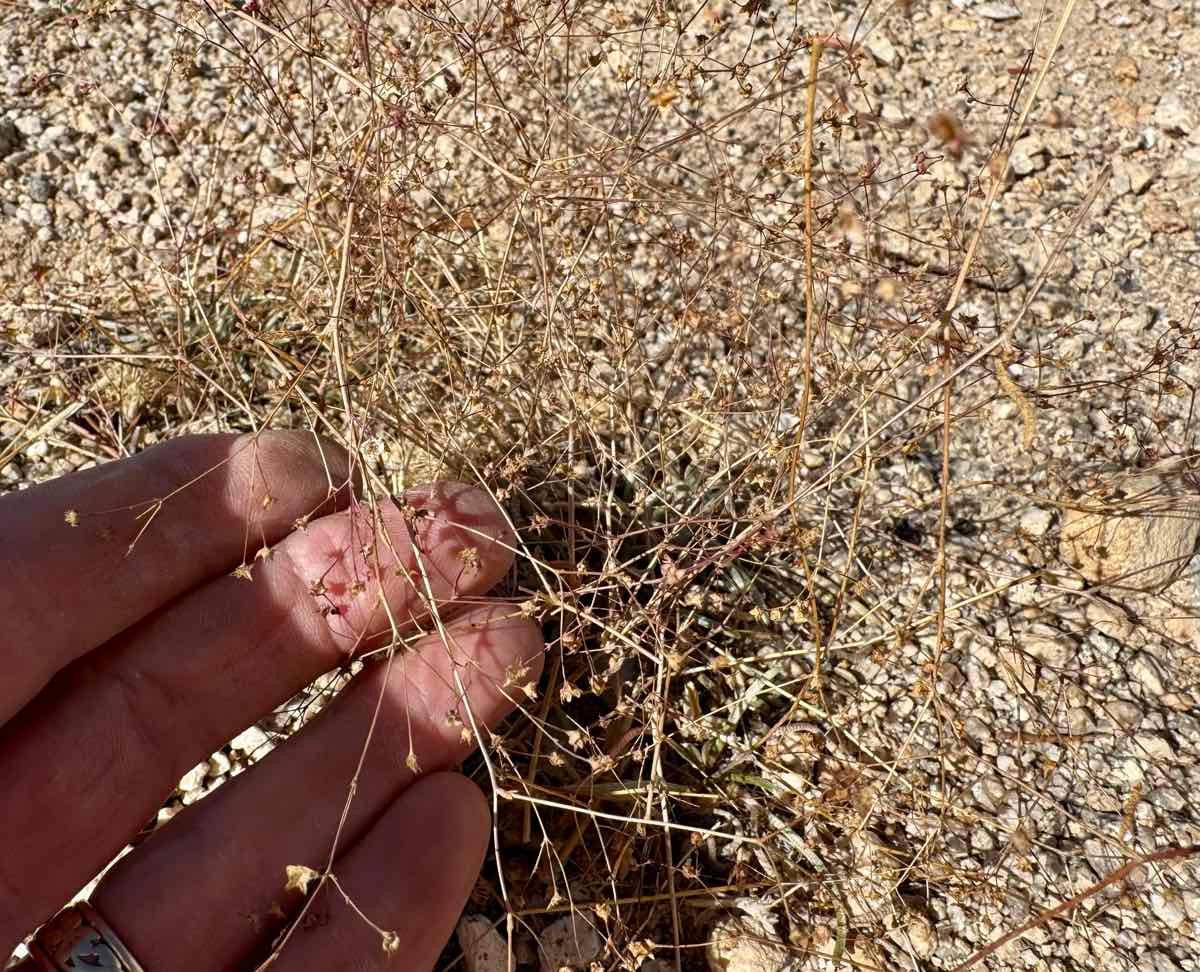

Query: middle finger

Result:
[0,483,515,951]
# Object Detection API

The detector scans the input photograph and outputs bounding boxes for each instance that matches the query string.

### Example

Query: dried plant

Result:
[4,0,1199,969]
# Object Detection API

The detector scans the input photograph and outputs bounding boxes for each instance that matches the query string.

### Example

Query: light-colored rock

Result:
[996,641,1039,692]
[458,915,507,972]
[178,761,207,793]
[1024,626,1076,668]
[230,725,272,756]
[207,751,232,776]
[1154,94,1194,135]
[539,913,604,972]
[975,2,1021,20]
[865,33,899,67]
[1083,599,1134,640]
[894,912,937,959]
[1085,787,1123,813]
[1136,566,1200,649]
[881,101,908,125]
[1059,467,1200,592]
[1107,699,1143,729]
[1010,136,1048,176]
[844,831,897,925]
[14,115,45,137]
[1129,654,1166,696]
[26,203,52,227]
[1114,159,1155,196]
[1135,734,1174,762]
[1019,508,1054,538]
[707,915,792,972]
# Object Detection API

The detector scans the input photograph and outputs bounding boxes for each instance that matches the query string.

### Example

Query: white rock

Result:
[1019,508,1054,538]
[539,913,603,972]
[1154,94,1194,135]
[179,761,207,793]
[458,915,507,972]
[865,33,898,67]
[1135,734,1174,762]
[26,203,52,227]
[1010,137,1047,176]
[1130,654,1166,696]
[208,751,232,776]
[1146,952,1184,972]
[1140,565,1200,649]
[975,2,1021,20]
[24,437,49,459]
[1119,757,1145,786]
[970,828,996,852]
[230,725,272,756]
[1024,627,1075,667]
[37,125,71,150]
[1114,159,1155,195]
[707,915,792,972]
[14,115,45,137]
[1066,706,1094,734]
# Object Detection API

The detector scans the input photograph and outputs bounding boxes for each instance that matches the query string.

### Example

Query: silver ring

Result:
[29,901,147,972]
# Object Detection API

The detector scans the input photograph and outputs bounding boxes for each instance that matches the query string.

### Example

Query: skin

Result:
[0,432,544,970]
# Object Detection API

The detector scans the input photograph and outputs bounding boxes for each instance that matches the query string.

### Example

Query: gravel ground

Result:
[3,1,1199,970]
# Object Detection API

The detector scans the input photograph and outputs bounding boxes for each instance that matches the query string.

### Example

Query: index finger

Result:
[0,432,354,726]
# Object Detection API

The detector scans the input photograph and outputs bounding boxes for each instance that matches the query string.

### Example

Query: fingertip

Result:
[259,771,493,969]
[377,483,519,608]
[409,772,492,849]
[227,430,357,512]
[451,604,546,678]
[399,481,517,554]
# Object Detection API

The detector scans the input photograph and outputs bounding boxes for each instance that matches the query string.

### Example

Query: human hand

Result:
[0,432,543,970]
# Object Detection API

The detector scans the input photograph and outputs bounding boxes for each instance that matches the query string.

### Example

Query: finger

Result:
[0,485,518,955]
[0,432,353,725]
[87,606,541,970]
[271,774,490,972]
[7,776,490,972]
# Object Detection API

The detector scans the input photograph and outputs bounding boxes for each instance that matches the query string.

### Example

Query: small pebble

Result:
[178,762,207,793]
[230,725,272,756]
[26,174,52,203]
[975,3,1022,21]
